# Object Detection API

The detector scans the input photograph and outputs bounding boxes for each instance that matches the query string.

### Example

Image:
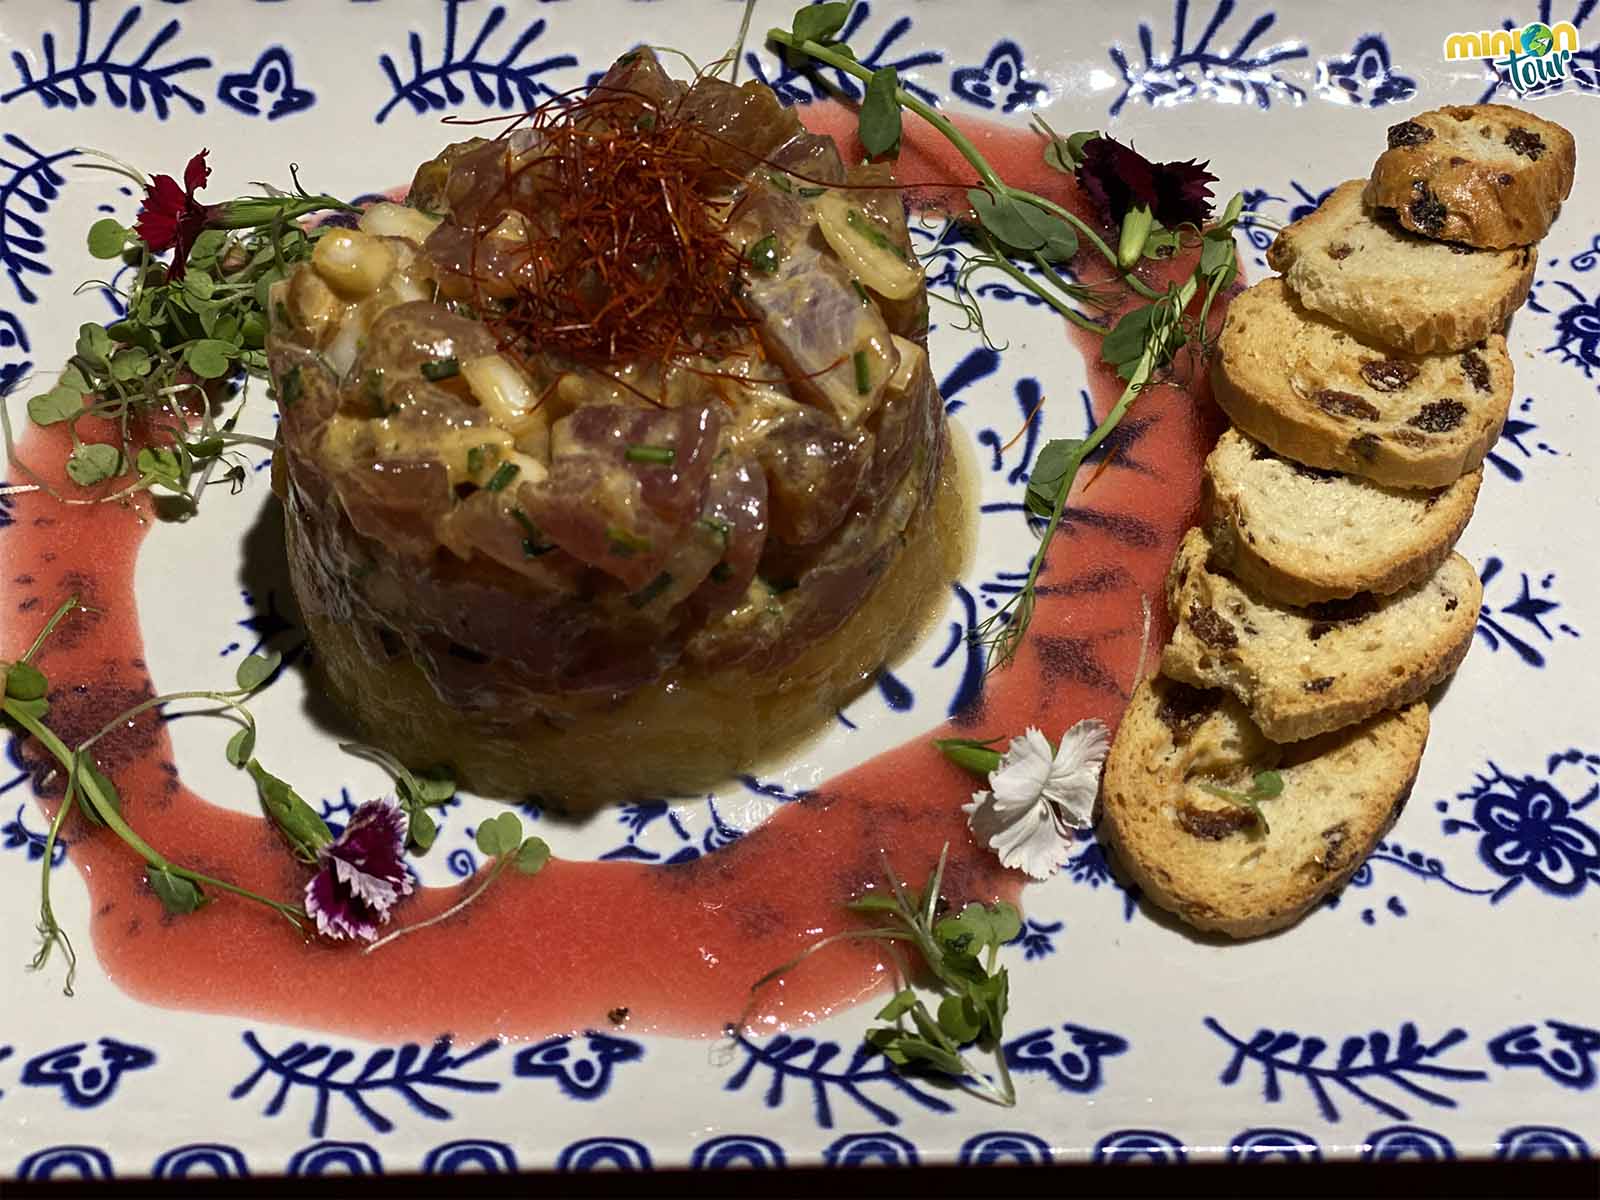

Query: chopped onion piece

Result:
[462,353,542,435]
[357,202,442,245]
[313,229,396,299]
[887,334,926,394]
[814,191,922,301]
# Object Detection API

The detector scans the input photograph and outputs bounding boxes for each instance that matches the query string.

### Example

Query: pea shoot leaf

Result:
[225,725,256,767]
[860,67,902,157]
[967,190,1078,262]
[234,650,281,692]
[87,218,129,260]
[247,759,334,862]
[937,993,982,1043]
[4,661,49,701]
[1252,769,1284,798]
[1101,304,1156,380]
[65,442,123,486]
[76,758,122,825]
[407,806,438,853]
[74,323,113,366]
[791,1,853,44]
[149,869,205,915]
[1024,437,1083,517]
[876,988,919,1021]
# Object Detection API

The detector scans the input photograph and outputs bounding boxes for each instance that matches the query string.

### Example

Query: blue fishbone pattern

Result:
[1107,0,1309,116]
[376,1,578,124]
[723,1032,954,1129]
[1478,2,1600,100]
[1,307,30,397]
[217,46,314,119]
[1488,1019,1600,1090]
[1207,1018,1489,1122]
[230,1032,500,1137]
[950,41,1047,112]
[1474,556,1579,669]
[0,135,75,304]
[745,2,942,107]
[1314,34,1416,107]
[1,0,210,118]
[598,795,743,864]
[1442,749,1600,901]
[1484,397,1558,482]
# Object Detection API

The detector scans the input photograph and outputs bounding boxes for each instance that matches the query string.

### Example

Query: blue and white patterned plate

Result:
[1,0,1597,1180]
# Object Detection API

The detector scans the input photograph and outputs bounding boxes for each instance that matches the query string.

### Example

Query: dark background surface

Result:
[5,1159,1598,1198]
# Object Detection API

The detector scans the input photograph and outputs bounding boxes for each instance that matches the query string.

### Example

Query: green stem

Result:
[19,595,85,663]
[767,30,1163,301]
[364,857,509,954]
[31,777,79,994]
[4,698,305,927]
[974,240,1101,333]
[75,688,252,758]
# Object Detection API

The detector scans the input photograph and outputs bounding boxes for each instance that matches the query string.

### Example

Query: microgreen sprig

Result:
[363,811,549,954]
[3,597,307,995]
[5,160,350,516]
[1198,769,1285,834]
[744,844,1021,1107]
[772,5,1247,673]
[340,742,458,853]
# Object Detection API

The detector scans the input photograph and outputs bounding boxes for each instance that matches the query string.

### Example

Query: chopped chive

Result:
[747,234,780,275]
[696,516,730,545]
[420,356,460,382]
[511,508,555,557]
[853,350,871,395]
[625,444,676,465]
[607,526,652,557]
[846,208,909,262]
[363,367,386,415]
[277,366,302,407]
[710,562,734,583]
[798,186,827,198]
[766,172,794,193]
[850,278,871,306]
[627,571,674,608]
[485,461,520,492]
[466,443,498,476]
[635,113,656,131]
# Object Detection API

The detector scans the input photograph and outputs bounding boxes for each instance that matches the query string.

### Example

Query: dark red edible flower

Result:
[1075,135,1217,228]
[303,798,413,941]
[132,149,213,279]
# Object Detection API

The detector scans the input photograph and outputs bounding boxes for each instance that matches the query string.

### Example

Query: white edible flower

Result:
[962,719,1110,880]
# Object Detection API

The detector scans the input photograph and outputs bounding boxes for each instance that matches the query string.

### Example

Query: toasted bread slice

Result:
[1099,674,1428,938]
[1365,104,1575,247]
[1204,428,1482,606]
[1212,278,1513,489]
[1267,180,1536,353]
[1161,527,1479,742]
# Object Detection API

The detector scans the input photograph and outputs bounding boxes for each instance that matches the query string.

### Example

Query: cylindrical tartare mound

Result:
[267,50,961,805]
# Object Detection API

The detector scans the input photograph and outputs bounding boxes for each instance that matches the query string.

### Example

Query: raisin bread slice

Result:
[1365,104,1576,247]
[1099,675,1428,938]
[1161,527,1480,742]
[1212,277,1513,489]
[1267,179,1536,353]
[1205,428,1482,606]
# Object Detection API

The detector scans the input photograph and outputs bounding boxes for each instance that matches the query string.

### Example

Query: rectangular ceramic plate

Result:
[1,0,1596,1180]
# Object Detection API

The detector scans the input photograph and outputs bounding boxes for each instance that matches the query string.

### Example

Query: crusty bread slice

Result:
[1204,427,1482,606]
[1365,104,1575,247]
[1161,527,1479,742]
[1099,674,1428,938]
[1212,277,1513,489]
[1267,179,1536,353]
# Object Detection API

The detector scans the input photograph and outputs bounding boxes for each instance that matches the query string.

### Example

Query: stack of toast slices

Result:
[1098,104,1576,939]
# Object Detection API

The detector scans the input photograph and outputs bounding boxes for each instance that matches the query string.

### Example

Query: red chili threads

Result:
[457,89,764,389]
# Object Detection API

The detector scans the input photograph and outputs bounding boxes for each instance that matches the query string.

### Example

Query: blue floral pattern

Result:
[21,1038,156,1107]
[511,1032,644,1100]
[950,41,1047,112]
[1488,1020,1600,1091]
[1473,557,1580,669]
[1314,34,1416,107]
[1444,751,1600,901]
[217,46,314,119]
